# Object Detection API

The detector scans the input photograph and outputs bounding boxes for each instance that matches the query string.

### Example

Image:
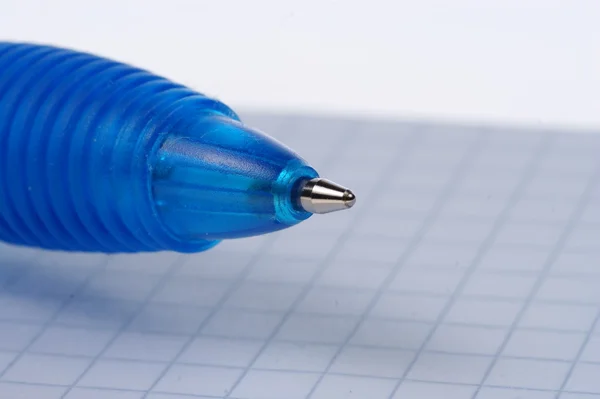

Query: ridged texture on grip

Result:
[0,42,234,253]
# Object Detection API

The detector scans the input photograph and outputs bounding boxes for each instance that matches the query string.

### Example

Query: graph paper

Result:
[0,113,599,399]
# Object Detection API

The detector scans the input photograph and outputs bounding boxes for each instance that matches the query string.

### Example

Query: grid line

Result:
[555,310,600,398]
[9,342,600,367]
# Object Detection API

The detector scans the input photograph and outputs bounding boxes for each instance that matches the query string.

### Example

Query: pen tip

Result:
[343,190,356,208]
[298,178,357,214]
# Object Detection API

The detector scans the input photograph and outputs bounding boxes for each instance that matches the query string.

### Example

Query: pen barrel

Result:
[0,42,231,252]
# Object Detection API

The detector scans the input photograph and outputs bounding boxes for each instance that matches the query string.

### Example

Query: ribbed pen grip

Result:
[0,42,233,253]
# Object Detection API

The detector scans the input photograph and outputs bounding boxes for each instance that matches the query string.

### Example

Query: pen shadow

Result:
[0,244,245,333]
[0,242,434,358]
[0,246,160,328]
[0,244,441,379]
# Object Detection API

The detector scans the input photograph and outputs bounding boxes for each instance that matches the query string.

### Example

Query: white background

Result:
[1,0,599,130]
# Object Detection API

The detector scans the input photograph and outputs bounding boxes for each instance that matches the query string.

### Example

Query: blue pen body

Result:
[0,42,318,253]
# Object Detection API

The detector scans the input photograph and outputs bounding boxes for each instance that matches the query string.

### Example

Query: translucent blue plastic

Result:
[0,42,319,253]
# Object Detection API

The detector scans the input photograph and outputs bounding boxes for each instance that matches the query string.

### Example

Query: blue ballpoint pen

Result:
[0,42,356,254]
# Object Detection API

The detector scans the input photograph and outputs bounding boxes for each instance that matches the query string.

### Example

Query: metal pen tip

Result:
[299,178,357,214]
[343,190,356,208]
